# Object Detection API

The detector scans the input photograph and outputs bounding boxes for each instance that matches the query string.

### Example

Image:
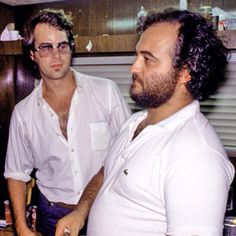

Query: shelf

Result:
[0,40,23,55]
[0,31,236,56]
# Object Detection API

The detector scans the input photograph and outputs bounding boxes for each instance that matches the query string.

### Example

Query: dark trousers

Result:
[38,192,87,236]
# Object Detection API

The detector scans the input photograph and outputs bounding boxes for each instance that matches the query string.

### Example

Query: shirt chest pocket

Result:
[90,122,113,151]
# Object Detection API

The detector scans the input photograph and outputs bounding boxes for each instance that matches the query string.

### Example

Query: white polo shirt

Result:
[4,68,130,204]
[87,101,234,236]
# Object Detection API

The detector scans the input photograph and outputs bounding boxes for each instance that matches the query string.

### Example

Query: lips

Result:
[51,64,63,68]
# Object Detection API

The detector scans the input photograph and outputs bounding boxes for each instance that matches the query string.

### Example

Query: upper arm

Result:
[164,148,234,235]
[4,108,33,182]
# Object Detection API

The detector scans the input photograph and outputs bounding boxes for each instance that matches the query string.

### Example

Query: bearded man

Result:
[56,9,235,236]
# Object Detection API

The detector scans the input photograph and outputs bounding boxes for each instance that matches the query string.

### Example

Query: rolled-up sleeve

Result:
[4,108,33,182]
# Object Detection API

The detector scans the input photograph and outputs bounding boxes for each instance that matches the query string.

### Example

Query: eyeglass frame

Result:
[32,41,75,58]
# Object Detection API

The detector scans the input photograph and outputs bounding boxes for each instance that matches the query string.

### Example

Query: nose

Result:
[51,47,60,58]
[130,56,141,74]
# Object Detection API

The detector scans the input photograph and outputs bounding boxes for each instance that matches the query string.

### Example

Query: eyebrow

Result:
[138,50,158,60]
[38,41,69,46]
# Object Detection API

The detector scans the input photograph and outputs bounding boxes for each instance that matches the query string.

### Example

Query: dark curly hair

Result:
[23,8,74,51]
[137,9,229,101]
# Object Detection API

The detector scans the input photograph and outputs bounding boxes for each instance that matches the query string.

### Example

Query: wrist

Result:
[15,221,29,235]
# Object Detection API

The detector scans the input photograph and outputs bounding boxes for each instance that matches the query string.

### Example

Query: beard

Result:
[130,69,178,108]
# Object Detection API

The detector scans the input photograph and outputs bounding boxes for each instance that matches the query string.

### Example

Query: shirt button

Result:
[71,148,74,152]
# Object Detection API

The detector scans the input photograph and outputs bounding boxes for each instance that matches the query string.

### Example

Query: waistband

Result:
[39,192,76,209]
[52,202,76,209]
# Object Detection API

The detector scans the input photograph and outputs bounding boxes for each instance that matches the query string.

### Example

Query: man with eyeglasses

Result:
[4,8,130,236]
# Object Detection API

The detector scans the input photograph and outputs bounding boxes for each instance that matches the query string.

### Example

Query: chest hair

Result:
[45,94,73,140]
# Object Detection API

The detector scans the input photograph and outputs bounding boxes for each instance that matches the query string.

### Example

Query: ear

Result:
[29,50,35,61]
[178,66,191,84]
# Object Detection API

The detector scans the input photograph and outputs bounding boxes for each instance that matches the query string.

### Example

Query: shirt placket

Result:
[67,91,82,196]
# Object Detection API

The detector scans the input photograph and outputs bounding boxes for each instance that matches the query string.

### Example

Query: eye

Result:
[58,42,70,50]
[144,56,152,63]
[39,44,53,51]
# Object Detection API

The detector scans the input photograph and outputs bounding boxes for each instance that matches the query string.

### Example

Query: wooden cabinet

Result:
[75,34,138,53]
[0,40,34,218]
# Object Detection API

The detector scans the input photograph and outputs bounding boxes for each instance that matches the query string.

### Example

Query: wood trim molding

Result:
[0,31,236,56]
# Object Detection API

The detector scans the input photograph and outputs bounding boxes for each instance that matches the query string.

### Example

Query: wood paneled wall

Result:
[13,0,236,37]
[0,3,14,34]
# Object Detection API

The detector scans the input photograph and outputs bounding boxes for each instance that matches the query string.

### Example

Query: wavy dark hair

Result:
[23,8,74,51]
[137,9,229,101]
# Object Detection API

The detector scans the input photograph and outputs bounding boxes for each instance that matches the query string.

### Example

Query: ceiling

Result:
[0,0,63,6]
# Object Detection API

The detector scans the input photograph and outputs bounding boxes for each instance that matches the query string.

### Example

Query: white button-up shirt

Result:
[4,68,130,204]
[88,101,234,236]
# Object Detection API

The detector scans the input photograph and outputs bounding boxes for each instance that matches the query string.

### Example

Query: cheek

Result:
[144,71,158,88]
[35,58,48,67]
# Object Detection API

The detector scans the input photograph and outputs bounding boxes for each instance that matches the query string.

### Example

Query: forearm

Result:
[7,178,28,234]
[74,166,104,221]
[55,167,104,236]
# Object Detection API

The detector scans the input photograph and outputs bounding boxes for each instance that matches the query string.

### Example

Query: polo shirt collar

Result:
[130,100,200,132]
[157,100,200,130]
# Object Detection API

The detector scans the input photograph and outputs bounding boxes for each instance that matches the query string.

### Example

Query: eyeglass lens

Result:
[35,41,71,57]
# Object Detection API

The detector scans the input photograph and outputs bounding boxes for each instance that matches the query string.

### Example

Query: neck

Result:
[42,70,76,98]
[145,94,193,126]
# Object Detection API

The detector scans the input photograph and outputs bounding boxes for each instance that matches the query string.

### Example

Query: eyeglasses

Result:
[33,41,73,57]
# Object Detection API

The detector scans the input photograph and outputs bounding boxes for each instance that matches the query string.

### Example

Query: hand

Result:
[55,209,85,236]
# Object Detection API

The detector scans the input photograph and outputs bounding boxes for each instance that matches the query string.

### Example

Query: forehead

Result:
[136,22,179,55]
[33,23,68,44]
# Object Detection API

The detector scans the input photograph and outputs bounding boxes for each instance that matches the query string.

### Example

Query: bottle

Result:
[30,205,37,231]
[199,5,212,22]
[137,6,147,33]
[4,200,12,225]
[137,6,146,19]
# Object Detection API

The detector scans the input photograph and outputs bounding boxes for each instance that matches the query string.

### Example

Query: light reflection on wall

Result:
[2,68,13,86]
[16,65,24,84]
[0,66,15,120]
[107,18,135,32]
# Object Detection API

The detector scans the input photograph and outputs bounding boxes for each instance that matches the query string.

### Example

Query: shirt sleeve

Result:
[4,107,33,182]
[164,147,234,236]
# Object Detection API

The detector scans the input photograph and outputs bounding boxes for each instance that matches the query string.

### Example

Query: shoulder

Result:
[175,112,224,154]
[13,87,39,118]
[73,70,117,90]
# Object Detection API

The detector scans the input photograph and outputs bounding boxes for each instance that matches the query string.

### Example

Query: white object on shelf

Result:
[179,0,188,10]
[137,6,147,19]
[85,40,93,52]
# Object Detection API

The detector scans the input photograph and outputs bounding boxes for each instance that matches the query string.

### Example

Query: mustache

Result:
[132,73,144,86]
[132,73,140,81]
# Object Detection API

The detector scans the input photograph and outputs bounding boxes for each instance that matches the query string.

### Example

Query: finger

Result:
[63,226,71,236]
[55,222,67,236]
